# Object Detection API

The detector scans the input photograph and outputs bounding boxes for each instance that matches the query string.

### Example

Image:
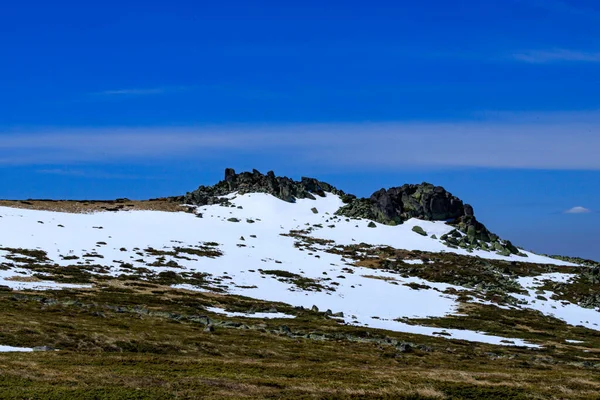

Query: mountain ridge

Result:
[181,168,518,256]
[1,171,599,398]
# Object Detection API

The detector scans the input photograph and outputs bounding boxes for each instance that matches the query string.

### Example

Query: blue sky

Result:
[0,0,599,260]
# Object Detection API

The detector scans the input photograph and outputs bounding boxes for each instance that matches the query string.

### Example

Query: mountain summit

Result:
[183,168,517,255]
[182,168,350,205]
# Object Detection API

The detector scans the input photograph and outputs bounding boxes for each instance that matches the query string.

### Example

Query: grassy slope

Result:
[0,204,599,399]
[0,284,599,399]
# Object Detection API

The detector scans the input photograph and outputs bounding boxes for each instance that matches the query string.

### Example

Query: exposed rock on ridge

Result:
[183,169,521,256]
[336,183,467,225]
[336,183,520,255]
[183,168,353,206]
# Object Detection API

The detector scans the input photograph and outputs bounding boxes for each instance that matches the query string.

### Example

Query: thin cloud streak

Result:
[1,116,599,170]
[512,49,600,63]
[564,206,592,214]
[90,86,191,97]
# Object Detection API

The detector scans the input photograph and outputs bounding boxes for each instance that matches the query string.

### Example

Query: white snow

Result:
[0,345,33,352]
[0,192,585,348]
[515,273,600,330]
[206,307,295,319]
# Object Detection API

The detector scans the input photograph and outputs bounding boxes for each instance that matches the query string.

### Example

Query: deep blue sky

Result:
[1,0,599,260]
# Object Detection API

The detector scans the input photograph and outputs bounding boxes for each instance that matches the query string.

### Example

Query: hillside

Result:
[0,169,598,399]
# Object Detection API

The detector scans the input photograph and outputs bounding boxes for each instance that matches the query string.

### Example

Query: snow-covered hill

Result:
[1,191,597,349]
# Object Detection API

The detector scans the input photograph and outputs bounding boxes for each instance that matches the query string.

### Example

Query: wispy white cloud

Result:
[512,49,600,63]
[564,206,592,214]
[91,86,191,97]
[2,111,600,170]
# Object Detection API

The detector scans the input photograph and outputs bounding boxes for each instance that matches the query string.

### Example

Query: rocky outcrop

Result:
[183,168,353,206]
[336,183,519,255]
[336,183,466,225]
[182,169,520,256]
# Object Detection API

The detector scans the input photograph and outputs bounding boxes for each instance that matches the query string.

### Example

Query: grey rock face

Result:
[337,183,466,224]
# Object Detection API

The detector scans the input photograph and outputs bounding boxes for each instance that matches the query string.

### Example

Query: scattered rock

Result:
[412,225,427,236]
[396,343,413,353]
[279,325,291,334]
[91,311,106,318]
[33,346,55,352]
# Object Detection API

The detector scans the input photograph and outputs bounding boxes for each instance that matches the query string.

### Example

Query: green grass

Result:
[0,284,599,399]
[2,241,600,398]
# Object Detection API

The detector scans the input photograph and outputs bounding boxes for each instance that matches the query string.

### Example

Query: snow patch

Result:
[0,345,33,352]
[515,273,600,330]
[206,307,295,319]
[0,192,583,348]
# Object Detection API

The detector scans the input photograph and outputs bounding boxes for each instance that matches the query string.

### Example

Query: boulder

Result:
[335,183,501,246]
[412,226,427,236]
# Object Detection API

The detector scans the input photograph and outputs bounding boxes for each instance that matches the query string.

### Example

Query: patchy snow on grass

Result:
[515,273,600,330]
[403,259,424,265]
[206,307,295,319]
[0,266,91,291]
[1,279,91,291]
[0,192,584,348]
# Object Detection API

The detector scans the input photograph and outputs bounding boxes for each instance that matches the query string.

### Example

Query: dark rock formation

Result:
[336,183,466,225]
[183,168,353,206]
[336,183,518,254]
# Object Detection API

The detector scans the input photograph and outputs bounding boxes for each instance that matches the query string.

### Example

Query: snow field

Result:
[0,193,590,348]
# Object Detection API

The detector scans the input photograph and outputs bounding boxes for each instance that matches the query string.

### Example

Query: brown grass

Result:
[3,275,42,282]
[0,284,599,399]
[0,198,189,214]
